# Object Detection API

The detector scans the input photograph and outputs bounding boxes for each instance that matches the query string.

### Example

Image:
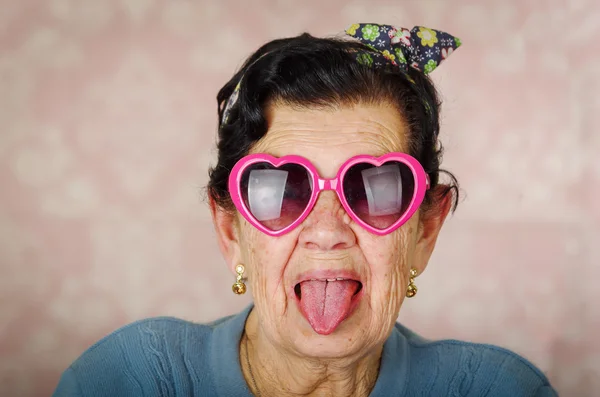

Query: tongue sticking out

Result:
[298,279,361,335]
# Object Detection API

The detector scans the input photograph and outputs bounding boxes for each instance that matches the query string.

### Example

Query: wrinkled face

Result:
[214,103,446,359]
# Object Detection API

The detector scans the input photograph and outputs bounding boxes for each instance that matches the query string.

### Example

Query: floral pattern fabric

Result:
[345,23,461,74]
[222,23,461,126]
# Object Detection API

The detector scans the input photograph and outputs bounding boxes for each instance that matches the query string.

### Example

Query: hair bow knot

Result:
[346,23,461,74]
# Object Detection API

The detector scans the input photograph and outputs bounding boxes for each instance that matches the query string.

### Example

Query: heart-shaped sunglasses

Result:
[228,153,430,236]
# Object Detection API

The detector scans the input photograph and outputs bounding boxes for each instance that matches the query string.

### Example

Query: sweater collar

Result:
[210,304,409,396]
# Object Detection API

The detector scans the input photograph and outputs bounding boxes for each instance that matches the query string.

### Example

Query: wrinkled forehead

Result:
[250,103,410,177]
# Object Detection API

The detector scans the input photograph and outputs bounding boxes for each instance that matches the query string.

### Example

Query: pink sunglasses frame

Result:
[228,152,430,237]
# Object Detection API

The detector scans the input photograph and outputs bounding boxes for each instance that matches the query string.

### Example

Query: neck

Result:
[240,310,382,397]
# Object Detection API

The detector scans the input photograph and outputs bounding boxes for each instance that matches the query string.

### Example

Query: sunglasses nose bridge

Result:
[317,178,338,191]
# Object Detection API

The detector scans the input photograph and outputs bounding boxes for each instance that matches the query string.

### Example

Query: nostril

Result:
[299,225,357,251]
[301,239,353,250]
[303,242,320,250]
[331,242,351,250]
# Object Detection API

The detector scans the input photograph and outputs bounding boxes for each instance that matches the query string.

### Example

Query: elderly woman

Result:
[53,23,557,397]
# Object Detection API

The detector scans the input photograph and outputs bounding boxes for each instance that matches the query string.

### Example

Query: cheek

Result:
[363,223,417,288]
[365,231,408,269]
[239,224,300,322]
[238,223,295,287]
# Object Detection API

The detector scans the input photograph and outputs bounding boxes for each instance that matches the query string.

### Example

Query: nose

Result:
[298,191,356,251]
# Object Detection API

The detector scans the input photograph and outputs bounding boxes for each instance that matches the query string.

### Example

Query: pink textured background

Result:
[0,0,598,396]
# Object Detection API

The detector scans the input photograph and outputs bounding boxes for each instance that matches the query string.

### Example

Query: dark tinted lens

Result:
[342,161,414,229]
[241,162,312,231]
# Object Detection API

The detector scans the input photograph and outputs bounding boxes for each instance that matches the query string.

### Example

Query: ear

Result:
[209,197,242,275]
[411,186,453,275]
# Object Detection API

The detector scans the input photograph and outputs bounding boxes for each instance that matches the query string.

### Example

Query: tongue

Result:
[298,279,360,335]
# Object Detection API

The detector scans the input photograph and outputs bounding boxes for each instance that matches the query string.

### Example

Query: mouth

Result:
[294,278,363,300]
[292,272,364,335]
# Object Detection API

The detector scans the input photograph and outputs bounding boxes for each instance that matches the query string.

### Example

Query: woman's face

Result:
[213,102,449,359]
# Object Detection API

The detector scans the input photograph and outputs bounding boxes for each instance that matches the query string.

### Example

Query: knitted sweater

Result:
[53,305,557,396]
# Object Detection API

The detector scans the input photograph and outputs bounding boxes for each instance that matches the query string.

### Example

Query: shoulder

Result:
[71,316,216,372]
[53,315,233,397]
[394,323,557,397]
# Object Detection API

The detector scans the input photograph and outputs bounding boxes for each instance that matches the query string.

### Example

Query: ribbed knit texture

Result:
[53,305,557,397]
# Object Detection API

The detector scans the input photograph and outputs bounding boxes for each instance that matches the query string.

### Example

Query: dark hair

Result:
[207,33,459,217]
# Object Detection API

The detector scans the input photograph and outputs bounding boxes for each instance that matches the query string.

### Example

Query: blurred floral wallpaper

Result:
[1,0,599,396]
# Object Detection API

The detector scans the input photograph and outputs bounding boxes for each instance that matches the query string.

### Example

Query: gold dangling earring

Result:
[406,268,418,298]
[232,264,247,295]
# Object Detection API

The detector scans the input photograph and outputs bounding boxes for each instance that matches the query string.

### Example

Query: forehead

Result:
[250,103,410,163]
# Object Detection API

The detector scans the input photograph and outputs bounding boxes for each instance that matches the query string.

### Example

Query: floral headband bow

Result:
[345,23,461,74]
[221,23,461,126]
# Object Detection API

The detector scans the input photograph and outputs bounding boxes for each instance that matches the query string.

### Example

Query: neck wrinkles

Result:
[241,309,383,397]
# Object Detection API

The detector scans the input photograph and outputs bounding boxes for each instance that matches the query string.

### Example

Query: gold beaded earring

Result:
[232,264,247,295]
[406,268,418,298]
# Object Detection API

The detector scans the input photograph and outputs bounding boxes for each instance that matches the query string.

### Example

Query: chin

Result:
[286,302,371,358]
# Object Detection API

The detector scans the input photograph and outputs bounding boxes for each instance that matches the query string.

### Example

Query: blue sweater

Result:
[53,305,557,396]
